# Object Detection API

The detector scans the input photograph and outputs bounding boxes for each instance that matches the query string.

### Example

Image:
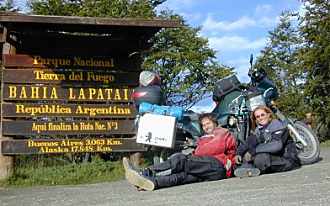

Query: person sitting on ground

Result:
[123,113,237,191]
[234,105,300,178]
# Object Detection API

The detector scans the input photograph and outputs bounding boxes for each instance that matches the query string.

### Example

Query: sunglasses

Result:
[255,113,267,119]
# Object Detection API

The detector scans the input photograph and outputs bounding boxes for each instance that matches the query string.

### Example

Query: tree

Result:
[300,0,330,136]
[0,0,15,11]
[143,12,232,107]
[29,0,156,18]
[29,0,232,107]
[254,11,307,118]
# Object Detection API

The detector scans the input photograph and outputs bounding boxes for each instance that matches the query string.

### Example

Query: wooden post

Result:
[0,26,15,180]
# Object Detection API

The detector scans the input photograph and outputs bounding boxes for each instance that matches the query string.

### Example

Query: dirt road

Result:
[1,148,330,206]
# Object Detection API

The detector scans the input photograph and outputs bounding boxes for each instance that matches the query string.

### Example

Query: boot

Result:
[123,157,156,191]
[234,163,260,178]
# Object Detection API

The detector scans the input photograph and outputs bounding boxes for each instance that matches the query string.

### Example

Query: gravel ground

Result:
[1,148,329,206]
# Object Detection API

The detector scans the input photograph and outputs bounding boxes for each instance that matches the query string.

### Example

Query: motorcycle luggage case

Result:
[137,113,176,148]
[213,75,241,101]
[132,85,163,106]
[139,102,184,121]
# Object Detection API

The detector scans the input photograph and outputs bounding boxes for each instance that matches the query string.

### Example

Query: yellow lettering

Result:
[43,87,47,99]
[69,88,75,99]
[96,88,104,100]
[78,88,86,100]
[19,86,27,99]
[105,89,113,100]
[89,88,96,100]
[31,87,39,98]
[50,88,58,99]
[8,86,16,98]
[114,89,121,100]
[123,89,129,101]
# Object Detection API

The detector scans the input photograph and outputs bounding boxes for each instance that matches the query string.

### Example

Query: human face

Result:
[201,117,217,135]
[254,109,271,126]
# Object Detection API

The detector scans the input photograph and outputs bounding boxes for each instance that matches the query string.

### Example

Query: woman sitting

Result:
[234,105,300,177]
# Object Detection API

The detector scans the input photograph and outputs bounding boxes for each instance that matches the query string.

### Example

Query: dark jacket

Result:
[238,119,300,164]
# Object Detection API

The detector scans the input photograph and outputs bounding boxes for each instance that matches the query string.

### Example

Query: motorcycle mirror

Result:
[249,54,253,68]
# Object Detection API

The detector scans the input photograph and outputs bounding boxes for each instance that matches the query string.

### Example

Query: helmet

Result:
[139,71,161,87]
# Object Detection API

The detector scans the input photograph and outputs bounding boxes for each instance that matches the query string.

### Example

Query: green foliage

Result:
[300,0,330,127]
[29,0,156,18]
[144,12,233,107]
[29,0,232,108]
[1,156,124,187]
[0,0,15,11]
[254,11,308,117]
[320,139,330,147]
[254,1,330,140]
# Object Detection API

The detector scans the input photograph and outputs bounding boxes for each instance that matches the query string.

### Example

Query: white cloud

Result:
[258,16,280,27]
[255,4,273,16]
[179,12,203,23]
[226,57,252,82]
[202,15,256,31]
[202,14,280,32]
[208,36,267,52]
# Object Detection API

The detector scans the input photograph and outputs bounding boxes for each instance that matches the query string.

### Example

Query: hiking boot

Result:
[234,167,260,178]
[123,157,155,191]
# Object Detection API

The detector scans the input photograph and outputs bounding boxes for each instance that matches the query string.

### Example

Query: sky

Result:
[13,0,302,82]
[156,0,303,112]
[156,0,302,82]
[12,0,303,112]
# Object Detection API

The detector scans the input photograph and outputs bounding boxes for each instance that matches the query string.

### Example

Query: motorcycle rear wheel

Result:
[293,121,320,165]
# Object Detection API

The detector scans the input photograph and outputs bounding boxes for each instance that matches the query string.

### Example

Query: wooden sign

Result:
[1,103,136,118]
[3,84,133,102]
[2,120,136,135]
[3,54,115,68]
[2,54,141,71]
[3,69,139,86]
[1,138,147,154]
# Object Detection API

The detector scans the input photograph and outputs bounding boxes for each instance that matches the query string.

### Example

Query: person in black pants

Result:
[123,113,237,191]
[234,105,300,178]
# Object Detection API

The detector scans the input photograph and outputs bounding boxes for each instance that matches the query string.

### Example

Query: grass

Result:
[0,151,160,188]
[320,139,330,147]
[0,156,125,188]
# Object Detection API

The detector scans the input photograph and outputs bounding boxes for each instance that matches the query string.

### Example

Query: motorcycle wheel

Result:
[293,121,320,165]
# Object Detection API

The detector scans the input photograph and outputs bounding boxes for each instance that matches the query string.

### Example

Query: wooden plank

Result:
[3,84,133,102]
[2,103,137,118]
[0,138,147,155]
[0,13,181,28]
[17,35,147,55]
[2,54,141,71]
[2,69,139,85]
[0,26,7,43]
[2,120,136,136]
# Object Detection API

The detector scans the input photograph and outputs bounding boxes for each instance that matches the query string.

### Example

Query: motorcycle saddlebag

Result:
[132,85,163,107]
[213,75,241,101]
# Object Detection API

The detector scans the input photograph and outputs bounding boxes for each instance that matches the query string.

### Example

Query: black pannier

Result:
[132,85,163,106]
[212,75,241,101]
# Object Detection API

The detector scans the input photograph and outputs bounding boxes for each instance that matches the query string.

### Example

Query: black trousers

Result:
[253,153,297,173]
[244,135,298,174]
[150,153,226,189]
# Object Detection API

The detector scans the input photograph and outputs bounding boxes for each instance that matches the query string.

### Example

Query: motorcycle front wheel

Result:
[293,121,320,165]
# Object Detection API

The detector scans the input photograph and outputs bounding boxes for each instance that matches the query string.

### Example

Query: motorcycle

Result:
[132,57,320,165]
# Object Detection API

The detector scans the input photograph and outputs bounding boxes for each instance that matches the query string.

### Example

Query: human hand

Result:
[243,152,252,162]
[225,159,232,170]
[234,155,242,164]
[184,138,195,148]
